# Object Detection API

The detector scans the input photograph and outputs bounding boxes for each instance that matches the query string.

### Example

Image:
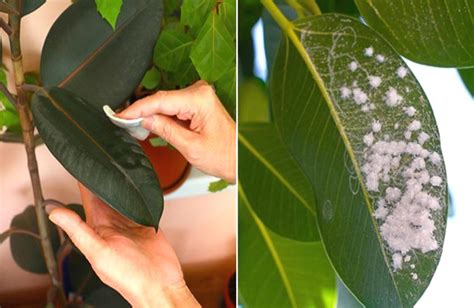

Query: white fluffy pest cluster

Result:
[338,46,445,278]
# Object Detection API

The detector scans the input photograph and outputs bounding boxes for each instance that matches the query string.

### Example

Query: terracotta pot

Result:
[223,272,236,308]
[138,136,191,194]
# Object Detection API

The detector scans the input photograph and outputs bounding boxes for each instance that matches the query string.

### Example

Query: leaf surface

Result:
[271,14,447,306]
[21,0,45,16]
[95,0,123,29]
[239,123,318,241]
[153,28,194,72]
[32,87,163,228]
[355,0,474,67]
[40,0,163,109]
[238,189,336,307]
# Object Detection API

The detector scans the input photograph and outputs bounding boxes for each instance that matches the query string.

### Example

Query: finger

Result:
[49,208,106,262]
[142,114,199,155]
[117,80,212,119]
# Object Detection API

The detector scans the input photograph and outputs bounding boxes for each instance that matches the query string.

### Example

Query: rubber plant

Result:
[0,0,235,306]
[239,0,471,307]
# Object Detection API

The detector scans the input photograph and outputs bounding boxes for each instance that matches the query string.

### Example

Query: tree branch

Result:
[7,4,67,306]
[0,17,13,35]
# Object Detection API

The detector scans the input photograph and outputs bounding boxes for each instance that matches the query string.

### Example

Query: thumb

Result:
[142,114,198,154]
[49,208,106,262]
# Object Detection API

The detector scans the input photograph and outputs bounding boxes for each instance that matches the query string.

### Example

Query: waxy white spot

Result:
[368,75,382,88]
[364,46,374,57]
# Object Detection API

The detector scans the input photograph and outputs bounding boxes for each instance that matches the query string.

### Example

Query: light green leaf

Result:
[208,179,229,192]
[355,0,474,67]
[153,28,194,72]
[9,206,60,273]
[458,68,474,97]
[190,11,235,82]
[0,68,20,133]
[31,87,163,228]
[149,137,168,147]
[180,0,216,34]
[141,67,160,90]
[41,0,163,109]
[238,77,270,122]
[271,14,447,306]
[219,0,236,36]
[95,0,123,29]
[238,189,336,307]
[239,123,319,241]
[215,66,236,119]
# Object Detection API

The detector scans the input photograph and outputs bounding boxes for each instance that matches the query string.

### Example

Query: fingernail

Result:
[48,212,58,224]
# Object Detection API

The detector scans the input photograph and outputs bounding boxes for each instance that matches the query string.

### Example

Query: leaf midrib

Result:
[58,1,150,87]
[277,13,404,305]
[239,185,298,308]
[38,89,154,223]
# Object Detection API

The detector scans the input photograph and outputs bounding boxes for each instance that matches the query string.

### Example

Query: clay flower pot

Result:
[139,136,191,194]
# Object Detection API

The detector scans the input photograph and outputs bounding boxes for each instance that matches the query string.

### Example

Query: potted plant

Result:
[0,0,235,306]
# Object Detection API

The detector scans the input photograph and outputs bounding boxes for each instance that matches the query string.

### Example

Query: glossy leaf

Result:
[180,0,216,33]
[21,0,46,16]
[458,68,474,97]
[239,123,318,241]
[40,0,163,109]
[215,66,236,119]
[9,206,60,273]
[355,0,474,67]
[153,28,194,72]
[238,190,336,307]
[271,14,447,306]
[31,87,163,228]
[95,0,123,29]
[190,11,235,82]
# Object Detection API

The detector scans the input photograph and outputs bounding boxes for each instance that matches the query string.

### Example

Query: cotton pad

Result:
[103,105,150,141]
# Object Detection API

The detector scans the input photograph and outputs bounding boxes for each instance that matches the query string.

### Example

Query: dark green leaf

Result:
[180,0,216,33]
[355,0,474,67]
[219,0,236,36]
[238,0,262,77]
[318,0,359,15]
[9,206,60,273]
[21,0,46,16]
[190,11,235,82]
[95,0,123,29]
[271,14,447,306]
[239,123,318,241]
[215,66,236,119]
[141,67,161,90]
[238,191,336,307]
[458,68,474,96]
[32,87,163,228]
[164,0,181,15]
[208,179,229,192]
[40,0,163,109]
[153,28,194,72]
[68,249,103,295]
[168,60,200,87]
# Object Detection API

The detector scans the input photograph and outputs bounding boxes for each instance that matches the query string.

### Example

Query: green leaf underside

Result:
[239,123,319,242]
[9,206,60,273]
[219,0,236,36]
[458,68,474,96]
[208,179,229,192]
[355,0,474,68]
[153,28,194,72]
[238,189,336,308]
[95,0,123,29]
[190,11,235,82]
[271,14,447,307]
[32,87,163,228]
[21,0,46,16]
[40,0,163,109]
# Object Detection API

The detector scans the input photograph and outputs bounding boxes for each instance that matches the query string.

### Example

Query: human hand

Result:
[118,80,236,183]
[48,183,200,308]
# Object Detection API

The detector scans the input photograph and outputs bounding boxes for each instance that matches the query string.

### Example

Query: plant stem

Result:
[7,3,66,306]
[1,227,42,240]
[299,0,321,15]
[285,0,306,18]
